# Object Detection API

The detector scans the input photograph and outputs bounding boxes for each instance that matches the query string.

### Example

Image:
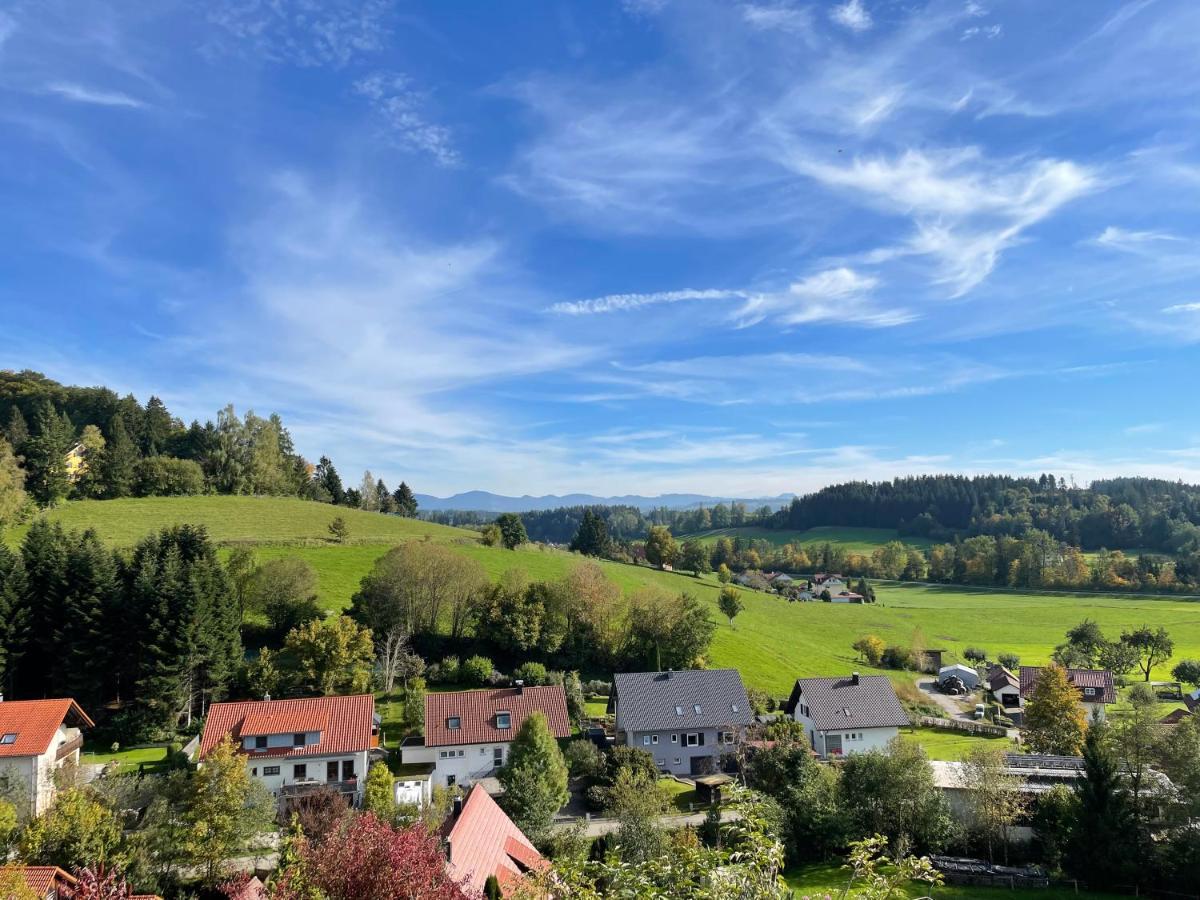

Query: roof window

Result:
[694,704,702,714]
[496,712,512,730]
[447,717,461,730]
[675,706,683,716]
[0,733,15,745]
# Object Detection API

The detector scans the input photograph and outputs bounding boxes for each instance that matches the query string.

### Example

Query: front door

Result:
[824,733,843,757]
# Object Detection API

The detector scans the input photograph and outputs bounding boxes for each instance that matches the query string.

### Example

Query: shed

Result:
[694,773,734,805]
[938,664,980,690]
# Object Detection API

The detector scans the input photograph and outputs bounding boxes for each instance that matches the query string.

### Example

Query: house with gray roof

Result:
[784,673,909,758]
[610,669,753,776]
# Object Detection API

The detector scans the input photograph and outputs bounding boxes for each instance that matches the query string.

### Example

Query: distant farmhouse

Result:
[611,669,752,776]
[785,673,909,757]
[1019,666,1115,721]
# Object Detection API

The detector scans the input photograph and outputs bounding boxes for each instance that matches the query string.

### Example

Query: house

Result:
[811,574,848,594]
[0,698,93,816]
[63,443,89,483]
[400,684,570,795]
[443,783,549,896]
[611,669,753,776]
[198,694,378,805]
[1018,666,1115,721]
[785,673,909,757]
[985,666,1022,719]
[938,664,980,691]
[767,573,794,586]
[6,866,78,899]
[828,591,865,604]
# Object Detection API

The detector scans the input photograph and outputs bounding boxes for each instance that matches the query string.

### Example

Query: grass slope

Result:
[20,498,1200,702]
[784,862,1121,899]
[682,525,934,553]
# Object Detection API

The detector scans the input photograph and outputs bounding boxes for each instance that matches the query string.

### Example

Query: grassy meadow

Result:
[681,525,935,553]
[784,862,1121,899]
[12,497,1200,702]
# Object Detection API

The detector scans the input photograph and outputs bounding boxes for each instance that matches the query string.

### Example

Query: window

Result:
[293,733,306,747]
[656,759,665,766]
[263,766,280,776]
[1083,687,1097,697]
[685,733,700,747]
[674,757,682,766]
[447,775,456,787]
[675,705,683,716]
[254,736,267,750]
[328,761,339,781]
[651,735,658,744]
[721,731,734,744]
[251,768,257,776]
[342,760,355,781]
[293,764,307,780]
[496,712,512,730]
[671,734,678,744]
[447,717,461,730]
[693,704,701,714]
[493,747,504,766]
[0,733,16,745]
[731,704,739,713]
[643,735,651,746]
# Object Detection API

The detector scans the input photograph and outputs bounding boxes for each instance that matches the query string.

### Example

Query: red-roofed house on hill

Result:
[444,784,548,896]
[400,684,570,799]
[1019,666,1115,722]
[0,698,93,815]
[197,694,378,805]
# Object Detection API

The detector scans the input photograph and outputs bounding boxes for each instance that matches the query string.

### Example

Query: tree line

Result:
[0,369,419,520]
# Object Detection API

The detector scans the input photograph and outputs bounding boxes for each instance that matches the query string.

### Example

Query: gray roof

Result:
[613,669,753,733]
[786,675,910,732]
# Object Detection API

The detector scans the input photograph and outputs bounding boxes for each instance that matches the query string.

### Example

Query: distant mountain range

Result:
[413,491,796,513]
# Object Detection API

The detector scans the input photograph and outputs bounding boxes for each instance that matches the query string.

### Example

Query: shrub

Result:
[963,647,988,664]
[461,655,494,687]
[747,687,770,716]
[881,645,914,670]
[512,662,549,686]
[998,652,1020,670]
[436,656,460,684]
[563,739,604,779]
[584,680,611,697]
[134,456,205,496]
[853,635,886,666]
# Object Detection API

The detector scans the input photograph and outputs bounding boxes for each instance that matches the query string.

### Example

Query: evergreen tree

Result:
[498,711,569,845]
[363,762,396,823]
[375,479,395,514]
[0,438,28,534]
[494,513,528,550]
[393,481,418,518]
[99,414,138,499]
[1066,725,1134,884]
[0,545,29,694]
[3,407,28,452]
[23,400,73,505]
[315,457,344,505]
[569,509,610,557]
[141,395,175,455]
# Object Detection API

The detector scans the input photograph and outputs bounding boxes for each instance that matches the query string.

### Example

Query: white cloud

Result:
[45,81,145,108]
[549,288,741,316]
[204,0,392,67]
[1093,226,1182,249]
[740,3,813,36]
[1163,302,1200,314]
[830,0,872,32]
[961,24,1002,41]
[354,72,458,167]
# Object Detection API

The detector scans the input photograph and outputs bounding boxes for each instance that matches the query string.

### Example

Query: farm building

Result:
[938,664,980,691]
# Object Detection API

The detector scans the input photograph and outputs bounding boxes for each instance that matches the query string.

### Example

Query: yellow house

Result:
[63,443,88,482]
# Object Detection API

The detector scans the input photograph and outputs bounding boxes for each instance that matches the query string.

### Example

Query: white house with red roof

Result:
[0,698,93,815]
[400,684,570,798]
[443,783,548,896]
[198,694,378,804]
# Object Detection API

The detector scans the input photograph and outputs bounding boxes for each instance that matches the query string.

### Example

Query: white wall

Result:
[792,708,897,757]
[404,741,512,789]
[243,750,369,799]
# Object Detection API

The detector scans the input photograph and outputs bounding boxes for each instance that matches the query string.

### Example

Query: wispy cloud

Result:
[45,81,145,108]
[204,0,393,67]
[550,288,740,316]
[830,0,872,32]
[354,72,458,167]
[1163,302,1200,314]
[740,3,813,36]
[1092,225,1182,250]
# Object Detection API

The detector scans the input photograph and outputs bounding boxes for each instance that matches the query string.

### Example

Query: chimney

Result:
[263,691,271,702]
[513,679,524,694]
[851,672,860,686]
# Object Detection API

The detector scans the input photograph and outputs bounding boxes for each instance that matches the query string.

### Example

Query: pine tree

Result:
[1066,726,1134,884]
[569,509,609,557]
[23,401,73,505]
[0,545,29,694]
[363,762,396,823]
[3,407,28,452]
[141,395,175,455]
[498,711,569,844]
[99,414,138,499]
[315,456,345,505]
[393,482,418,518]
[0,438,28,533]
[56,530,120,707]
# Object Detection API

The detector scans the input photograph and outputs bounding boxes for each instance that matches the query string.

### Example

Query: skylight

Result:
[0,733,15,745]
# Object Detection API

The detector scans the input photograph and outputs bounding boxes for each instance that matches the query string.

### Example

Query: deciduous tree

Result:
[1120,625,1174,681]
[495,513,528,550]
[1023,663,1087,755]
[643,525,678,569]
[283,616,374,696]
[718,586,744,628]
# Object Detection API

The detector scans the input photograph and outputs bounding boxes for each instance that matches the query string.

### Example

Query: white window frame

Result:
[651,734,659,744]
[671,734,678,744]
[496,711,512,730]
[721,731,734,745]
[685,733,700,747]
[643,735,651,746]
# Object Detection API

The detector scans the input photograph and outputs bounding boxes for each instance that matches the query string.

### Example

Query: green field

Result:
[784,862,1120,899]
[15,498,1200,699]
[899,726,1013,761]
[682,526,935,554]
[81,743,170,774]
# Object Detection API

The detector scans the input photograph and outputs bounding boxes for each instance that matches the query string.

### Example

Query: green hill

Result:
[10,496,1200,697]
[682,525,935,553]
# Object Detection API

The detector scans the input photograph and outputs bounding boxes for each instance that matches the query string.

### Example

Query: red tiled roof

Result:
[11,865,77,896]
[446,784,548,893]
[0,699,93,759]
[200,695,374,760]
[424,686,569,748]
[1019,666,1116,704]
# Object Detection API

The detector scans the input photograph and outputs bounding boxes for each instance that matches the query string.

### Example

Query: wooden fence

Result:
[918,716,1007,737]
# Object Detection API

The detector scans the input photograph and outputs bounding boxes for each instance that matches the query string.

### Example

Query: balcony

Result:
[55,733,84,762]
[279,777,360,799]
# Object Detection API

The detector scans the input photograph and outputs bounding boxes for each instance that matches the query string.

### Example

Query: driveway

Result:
[914,675,976,720]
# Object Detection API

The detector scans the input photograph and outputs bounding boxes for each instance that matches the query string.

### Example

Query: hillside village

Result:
[1,376,1200,897]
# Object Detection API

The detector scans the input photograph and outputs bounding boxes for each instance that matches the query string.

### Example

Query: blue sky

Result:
[4,0,1200,497]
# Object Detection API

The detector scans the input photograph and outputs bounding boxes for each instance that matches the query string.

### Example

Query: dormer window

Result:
[254,736,267,750]
[0,733,16,745]
[1083,687,1096,697]
[293,733,306,747]
[675,706,683,716]
[731,704,739,713]
[496,712,512,730]
[693,704,701,714]
[447,717,461,730]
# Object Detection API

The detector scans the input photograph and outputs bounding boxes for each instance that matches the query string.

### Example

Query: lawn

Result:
[585,698,610,719]
[658,778,702,813]
[680,526,935,553]
[900,726,1014,761]
[784,862,1121,899]
[81,743,170,773]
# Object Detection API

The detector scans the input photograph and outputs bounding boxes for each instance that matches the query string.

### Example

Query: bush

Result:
[963,647,988,664]
[436,656,460,684]
[512,662,549,686]
[998,652,1020,670]
[881,645,914,670]
[134,456,205,497]
[747,687,770,716]
[461,655,494,687]
[563,739,604,779]
[853,635,885,666]
[584,680,611,697]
